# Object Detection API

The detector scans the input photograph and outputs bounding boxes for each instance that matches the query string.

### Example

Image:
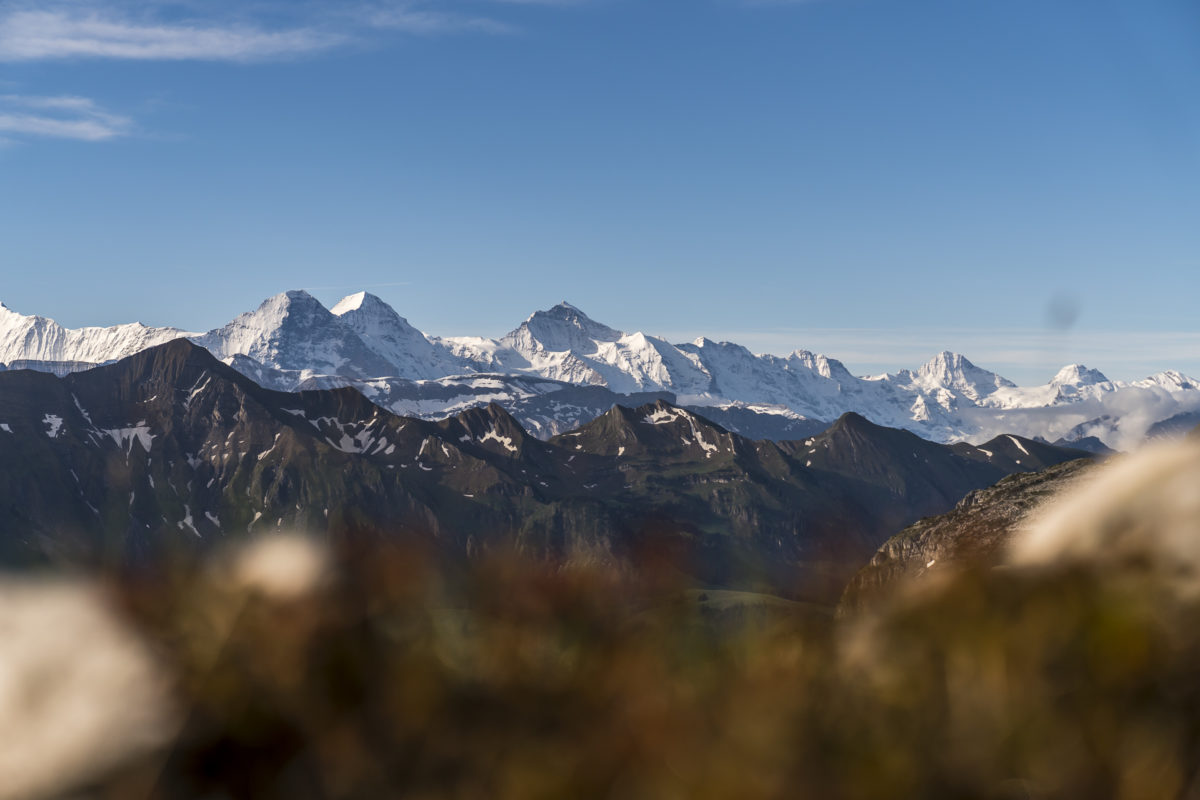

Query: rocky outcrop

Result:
[839,458,1095,613]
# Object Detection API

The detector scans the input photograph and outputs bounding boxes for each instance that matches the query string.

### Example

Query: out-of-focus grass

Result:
[70,534,1200,800]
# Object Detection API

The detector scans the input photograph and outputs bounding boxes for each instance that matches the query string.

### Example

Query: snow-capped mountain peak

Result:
[1050,364,1110,387]
[330,291,372,316]
[983,362,1117,411]
[261,289,323,318]
[215,290,329,339]
[330,291,464,380]
[911,351,1015,401]
[786,350,857,383]
[919,350,965,373]
[1132,370,1200,392]
[491,303,716,394]
[514,302,624,349]
[331,291,417,333]
[192,290,396,379]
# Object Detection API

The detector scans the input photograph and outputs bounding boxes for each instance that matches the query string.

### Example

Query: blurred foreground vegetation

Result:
[50,534,1197,800]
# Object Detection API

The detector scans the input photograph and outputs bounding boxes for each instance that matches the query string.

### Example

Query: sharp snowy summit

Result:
[904,351,1017,403]
[330,291,465,380]
[1,291,1197,450]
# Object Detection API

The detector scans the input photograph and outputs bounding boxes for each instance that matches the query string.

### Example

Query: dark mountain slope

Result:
[1050,435,1115,455]
[681,404,828,442]
[548,403,1091,596]
[965,432,1088,471]
[1149,411,1200,440]
[0,343,1091,600]
[1,341,525,563]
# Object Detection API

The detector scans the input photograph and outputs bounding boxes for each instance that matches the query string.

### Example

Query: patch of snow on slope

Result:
[43,414,63,438]
[643,408,683,425]
[72,395,93,424]
[103,424,154,453]
[479,427,518,453]
[1007,435,1030,456]
[183,376,211,410]
[688,419,721,458]
[178,506,200,537]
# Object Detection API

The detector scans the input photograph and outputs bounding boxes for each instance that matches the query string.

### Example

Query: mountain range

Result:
[0,339,1090,600]
[2,291,1197,449]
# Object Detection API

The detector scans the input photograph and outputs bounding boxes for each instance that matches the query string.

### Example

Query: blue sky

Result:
[1,0,1197,383]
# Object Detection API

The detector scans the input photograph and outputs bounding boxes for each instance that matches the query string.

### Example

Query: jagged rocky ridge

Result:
[0,340,1089,600]
[3,291,1198,448]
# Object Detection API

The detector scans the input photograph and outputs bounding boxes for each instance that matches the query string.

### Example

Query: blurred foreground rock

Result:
[0,578,175,800]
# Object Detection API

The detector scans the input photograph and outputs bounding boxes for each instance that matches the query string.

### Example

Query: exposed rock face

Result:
[839,458,1096,613]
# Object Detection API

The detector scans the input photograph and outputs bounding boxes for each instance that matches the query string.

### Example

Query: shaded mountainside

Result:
[0,341,1089,600]
[1149,411,1200,440]
[1050,435,1115,455]
[839,458,1096,613]
[680,404,828,442]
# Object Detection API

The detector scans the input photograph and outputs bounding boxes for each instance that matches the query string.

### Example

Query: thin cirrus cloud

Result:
[0,94,132,141]
[0,9,348,63]
[0,1,533,64]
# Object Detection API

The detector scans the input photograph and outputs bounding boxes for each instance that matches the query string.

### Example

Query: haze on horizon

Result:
[1,0,1197,385]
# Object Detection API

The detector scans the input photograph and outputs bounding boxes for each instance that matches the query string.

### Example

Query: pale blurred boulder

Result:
[1011,439,1200,594]
[0,578,176,800]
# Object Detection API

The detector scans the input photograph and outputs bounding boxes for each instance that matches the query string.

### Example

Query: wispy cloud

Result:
[0,2,531,64]
[0,0,560,145]
[0,8,346,62]
[0,94,132,141]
